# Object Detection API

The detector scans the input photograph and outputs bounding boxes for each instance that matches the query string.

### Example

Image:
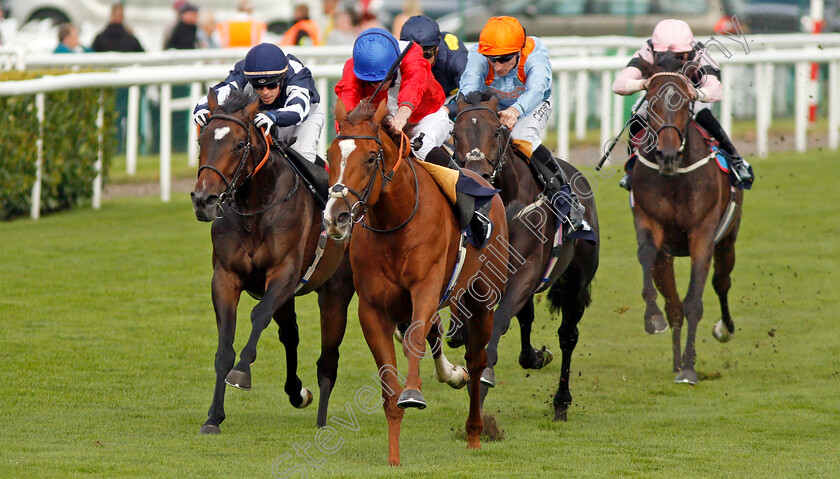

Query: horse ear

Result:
[373,98,388,126]
[456,93,467,112]
[335,98,347,124]
[208,88,219,111]
[636,58,655,78]
[488,94,500,110]
[245,99,260,119]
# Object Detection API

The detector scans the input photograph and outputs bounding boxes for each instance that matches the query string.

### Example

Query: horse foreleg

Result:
[711,230,738,343]
[315,258,354,427]
[550,270,587,422]
[517,296,553,370]
[481,278,534,388]
[201,269,242,434]
[229,263,297,390]
[274,298,312,409]
[464,300,492,450]
[358,298,404,466]
[428,319,469,389]
[636,224,667,334]
[651,251,683,373]
[398,284,441,409]
[678,231,716,384]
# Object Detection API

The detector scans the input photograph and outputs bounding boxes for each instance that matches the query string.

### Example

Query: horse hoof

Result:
[225,369,251,390]
[675,369,698,385]
[479,368,496,387]
[448,365,469,389]
[199,424,221,435]
[296,388,313,409]
[397,389,426,409]
[520,346,553,369]
[553,410,568,422]
[712,319,734,343]
[645,314,668,334]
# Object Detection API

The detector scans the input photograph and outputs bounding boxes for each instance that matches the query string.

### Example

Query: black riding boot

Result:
[531,144,586,232]
[424,145,454,167]
[619,114,646,191]
[695,109,754,189]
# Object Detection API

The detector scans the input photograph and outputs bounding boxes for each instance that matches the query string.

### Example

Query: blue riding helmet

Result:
[352,28,400,82]
[399,15,440,47]
[243,43,289,86]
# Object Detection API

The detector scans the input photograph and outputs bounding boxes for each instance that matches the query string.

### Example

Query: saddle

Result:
[274,141,329,209]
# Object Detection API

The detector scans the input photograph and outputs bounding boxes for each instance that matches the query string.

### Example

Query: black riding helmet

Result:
[243,43,289,87]
[399,15,440,48]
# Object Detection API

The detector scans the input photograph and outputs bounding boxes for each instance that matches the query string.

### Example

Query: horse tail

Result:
[546,268,593,315]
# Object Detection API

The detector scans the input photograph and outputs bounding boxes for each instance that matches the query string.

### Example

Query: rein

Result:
[330,130,419,233]
[198,113,294,217]
[454,105,511,183]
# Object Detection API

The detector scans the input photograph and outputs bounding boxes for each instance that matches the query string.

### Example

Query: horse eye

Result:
[367,152,377,164]
[234,141,245,150]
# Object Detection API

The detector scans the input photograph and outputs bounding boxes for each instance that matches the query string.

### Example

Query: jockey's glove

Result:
[254,112,276,132]
[193,108,209,126]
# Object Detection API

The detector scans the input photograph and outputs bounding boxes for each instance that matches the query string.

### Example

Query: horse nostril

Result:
[336,212,350,226]
[482,173,492,181]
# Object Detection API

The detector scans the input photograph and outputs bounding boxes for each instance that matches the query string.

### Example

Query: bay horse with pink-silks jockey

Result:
[630,52,745,384]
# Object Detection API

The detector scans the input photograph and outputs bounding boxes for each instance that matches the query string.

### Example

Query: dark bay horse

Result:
[453,91,600,421]
[191,88,355,434]
[324,98,508,465]
[631,54,744,384]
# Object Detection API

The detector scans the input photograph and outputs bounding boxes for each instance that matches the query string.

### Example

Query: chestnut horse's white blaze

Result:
[324,139,356,223]
[214,126,230,141]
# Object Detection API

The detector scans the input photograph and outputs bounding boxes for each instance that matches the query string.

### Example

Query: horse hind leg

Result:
[315,259,354,427]
[427,319,469,389]
[550,272,587,422]
[517,296,553,370]
[711,237,737,343]
[273,299,313,408]
[651,252,684,374]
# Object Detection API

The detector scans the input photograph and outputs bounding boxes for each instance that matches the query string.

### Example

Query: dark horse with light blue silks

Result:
[453,91,600,421]
[630,53,745,384]
[190,87,355,434]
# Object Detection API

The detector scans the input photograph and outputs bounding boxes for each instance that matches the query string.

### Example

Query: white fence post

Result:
[317,77,328,160]
[160,83,172,202]
[31,92,45,219]
[93,91,103,210]
[795,62,809,153]
[612,47,626,134]
[575,70,587,140]
[599,71,612,152]
[756,63,769,158]
[188,81,201,167]
[557,71,570,161]
[830,60,839,150]
[721,65,733,135]
[126,85,140,175]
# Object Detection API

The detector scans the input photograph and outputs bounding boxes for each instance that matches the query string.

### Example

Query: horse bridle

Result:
[647,72,694,154]
[329,131,419,233]
[198,113,270,209]
[454,105,511,183]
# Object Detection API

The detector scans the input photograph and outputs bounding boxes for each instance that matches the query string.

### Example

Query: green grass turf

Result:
[1,149,838,478]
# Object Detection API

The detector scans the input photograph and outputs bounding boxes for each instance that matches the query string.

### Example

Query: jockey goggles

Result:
[484,52,517,64]
[249,80,280,90]
[422,45,437,59]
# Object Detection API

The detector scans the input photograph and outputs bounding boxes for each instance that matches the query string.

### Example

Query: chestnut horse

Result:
[632,54,744,384]
[324,98,508,465]
[191,88,355,434]
[453,91,600,421]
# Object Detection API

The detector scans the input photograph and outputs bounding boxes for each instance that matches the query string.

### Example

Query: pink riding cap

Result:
[651,19,694,52]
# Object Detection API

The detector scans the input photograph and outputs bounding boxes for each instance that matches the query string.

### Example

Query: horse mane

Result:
[463,90,496,106]
[221,88,259,114]
[345,100,380,126]
[654,51,684,74]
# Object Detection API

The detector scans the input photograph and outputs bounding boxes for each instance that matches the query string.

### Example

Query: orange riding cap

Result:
[477,16,526,56]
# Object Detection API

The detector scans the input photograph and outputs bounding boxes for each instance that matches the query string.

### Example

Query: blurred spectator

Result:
[92,3,145,52]
[390,0,421,38]
[54,23,92,53]
[325,10,358,45]
[165,2,199,49]
[322,0,339,40]
[197,10,221,49]
[217,0,266,48]
[281,4,321,46]
[357,11,383,31]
